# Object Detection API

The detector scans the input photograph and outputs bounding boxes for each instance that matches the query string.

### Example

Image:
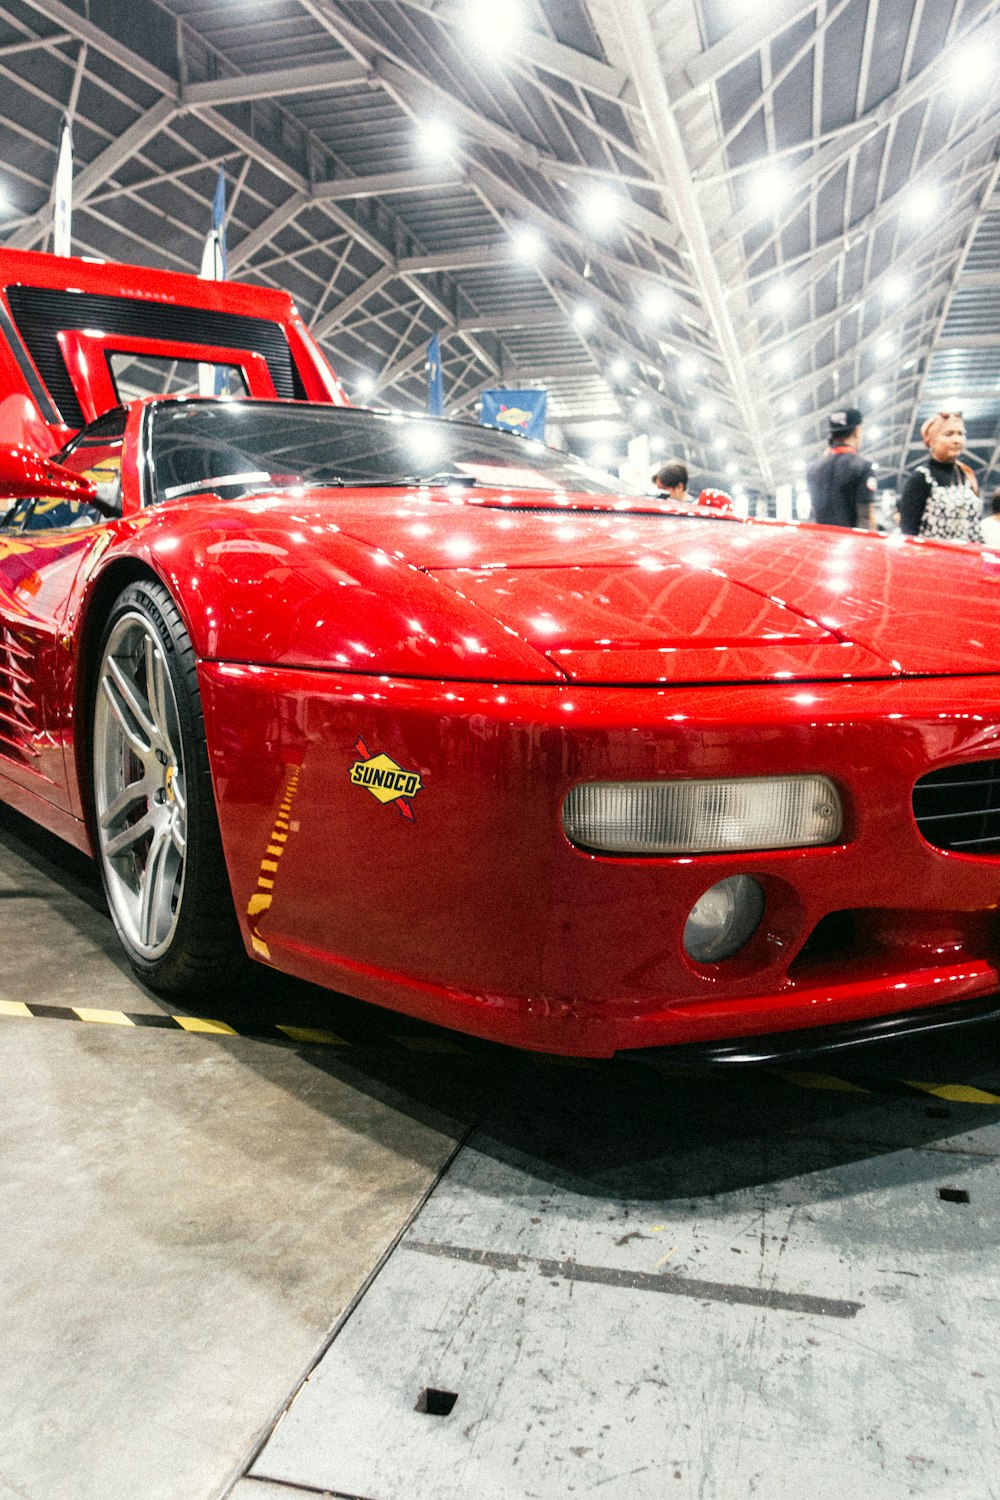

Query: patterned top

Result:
[900,461,982,544]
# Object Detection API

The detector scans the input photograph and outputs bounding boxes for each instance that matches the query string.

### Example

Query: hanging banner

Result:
[480,388,547,442]
[426,331,444,416]
[199,168,229,395]
[53,116,73,257]
[198,167,227,282]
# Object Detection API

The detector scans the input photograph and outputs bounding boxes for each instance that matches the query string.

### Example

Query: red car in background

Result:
[2,249,1000,1062]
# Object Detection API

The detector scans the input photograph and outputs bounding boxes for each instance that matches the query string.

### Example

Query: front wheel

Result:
[91,578,245,993]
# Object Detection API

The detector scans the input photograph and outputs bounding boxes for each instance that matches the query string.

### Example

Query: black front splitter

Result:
[616,991,1000,1067]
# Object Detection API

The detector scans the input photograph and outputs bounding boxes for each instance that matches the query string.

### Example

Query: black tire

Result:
[90,578,246,994]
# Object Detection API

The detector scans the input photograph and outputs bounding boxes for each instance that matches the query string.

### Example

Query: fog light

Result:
[561,775,841,855]
[683,875,765,962]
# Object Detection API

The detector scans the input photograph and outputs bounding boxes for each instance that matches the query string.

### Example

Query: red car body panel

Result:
[3,254,1000,1056]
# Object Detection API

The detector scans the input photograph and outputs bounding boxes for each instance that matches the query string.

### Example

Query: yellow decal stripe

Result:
[245,767,301,962]
[0,999,31,1017]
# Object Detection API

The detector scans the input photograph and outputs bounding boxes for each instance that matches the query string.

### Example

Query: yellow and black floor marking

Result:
[246,765,301,960]
[3,997,1000,1103]
[0,998,459,1052]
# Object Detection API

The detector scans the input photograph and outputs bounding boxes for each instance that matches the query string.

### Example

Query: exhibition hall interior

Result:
[2,2,1000,1498]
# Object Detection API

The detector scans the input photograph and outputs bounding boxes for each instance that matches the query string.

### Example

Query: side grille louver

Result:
[912,759,1000,855]
[0,627,41,767]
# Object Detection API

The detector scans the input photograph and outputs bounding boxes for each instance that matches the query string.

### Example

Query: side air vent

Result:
[912,759,1000,855]
[4,285,307,427]
[0,627,42,769]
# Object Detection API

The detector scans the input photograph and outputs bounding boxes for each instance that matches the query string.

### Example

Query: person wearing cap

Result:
[899,412,982,544]
[806,407,877,529]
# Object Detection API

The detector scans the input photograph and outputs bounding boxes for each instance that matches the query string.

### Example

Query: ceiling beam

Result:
[312,264,398,338]
[666,0,820,101]
[181,58,369,106]
[608,0,773,486]
[312,164,464,201]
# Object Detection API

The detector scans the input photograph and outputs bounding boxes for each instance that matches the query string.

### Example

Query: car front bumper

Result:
[199,663,1000,1056]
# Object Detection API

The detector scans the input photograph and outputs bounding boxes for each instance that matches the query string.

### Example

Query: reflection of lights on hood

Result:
[443,535,476,559]
[530,616,561,634]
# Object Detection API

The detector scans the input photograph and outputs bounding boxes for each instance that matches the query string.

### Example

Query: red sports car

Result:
[5,393,1000,1060]
[3,257,1000,1060]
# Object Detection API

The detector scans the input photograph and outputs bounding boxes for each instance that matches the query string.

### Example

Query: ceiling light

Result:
[640,288,669,322]
[511,226,543,262]
[572,304,596,332]
[651,436,665,453]
[581,184,622,231]
[785,432,800,447]
[354,373,376,399]
[884,275,907,302]
[771,349,793,372]
[725,462,738,476]
[750,163,790,210]
[463,0,524,52]
[780,397,797,415]
[634,399,651,419]
[868,385,886,404]
[591,442,613,467]
[947,40,992,94]
[767,281,792,309]
[679,358,700,380]
[418,119,456,159]
[867,423,882,440]
[698,401,717,420]
[610,357,628,379]
[902,186,938,222]
[715,437,729,450]
[875,336,895,359]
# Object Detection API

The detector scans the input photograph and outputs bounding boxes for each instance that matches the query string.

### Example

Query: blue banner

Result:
[212,167,228,279]
[480,388,547,442]
[426,332,444,416]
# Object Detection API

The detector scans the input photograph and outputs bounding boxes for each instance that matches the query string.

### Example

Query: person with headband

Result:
[899,412,982,543]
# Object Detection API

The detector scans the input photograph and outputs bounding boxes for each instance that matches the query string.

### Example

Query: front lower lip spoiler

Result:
[616,991,1000,1067]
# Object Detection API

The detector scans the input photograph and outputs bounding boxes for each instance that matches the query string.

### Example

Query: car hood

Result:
[324,489,1000,685]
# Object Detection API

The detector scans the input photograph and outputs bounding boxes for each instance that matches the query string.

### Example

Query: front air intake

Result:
[912,759,1000,855]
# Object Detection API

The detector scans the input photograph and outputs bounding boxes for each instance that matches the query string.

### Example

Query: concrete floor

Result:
[3,801,1000,1500]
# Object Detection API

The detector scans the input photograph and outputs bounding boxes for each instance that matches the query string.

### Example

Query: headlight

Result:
[562,775,841,855]
[684,875,765,962]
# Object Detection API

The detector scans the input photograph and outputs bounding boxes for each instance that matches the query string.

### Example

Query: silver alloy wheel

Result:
[93,609,187,961]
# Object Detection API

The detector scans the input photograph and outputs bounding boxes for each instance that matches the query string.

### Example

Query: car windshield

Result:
[146,400,642,504]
